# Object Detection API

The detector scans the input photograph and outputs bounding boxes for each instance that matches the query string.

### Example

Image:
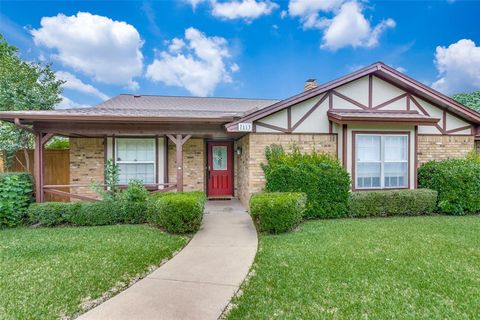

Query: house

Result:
[1,62,479,207]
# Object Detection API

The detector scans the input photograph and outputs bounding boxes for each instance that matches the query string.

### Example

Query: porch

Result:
[30,120,241,202]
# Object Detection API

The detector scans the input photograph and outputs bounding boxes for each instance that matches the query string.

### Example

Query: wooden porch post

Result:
[34,132,54,202]
[34,132,44,202]
[167,134,191,192]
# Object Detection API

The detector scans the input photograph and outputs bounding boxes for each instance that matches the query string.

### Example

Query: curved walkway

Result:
[79,199,257,320]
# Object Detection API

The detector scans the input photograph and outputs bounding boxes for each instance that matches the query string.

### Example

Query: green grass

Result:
[0,225,188,320]
[228,216,480,319]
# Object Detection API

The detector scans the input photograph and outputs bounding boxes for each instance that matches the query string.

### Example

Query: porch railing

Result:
[42,183,178,201]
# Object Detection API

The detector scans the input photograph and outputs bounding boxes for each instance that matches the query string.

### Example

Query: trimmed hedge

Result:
[28,202,80,226]
[250,192,306,234]
[0,172,34,228]
[68,201,120,226]
[27,200,119,227]
[148,192,206,234]
[262,145,351,219]
[349,189,438,218]
[119,180,149,224]
[418,159,480,215]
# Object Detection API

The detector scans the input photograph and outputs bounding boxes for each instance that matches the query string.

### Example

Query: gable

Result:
[251,74,473,135]
[226,62,480,133]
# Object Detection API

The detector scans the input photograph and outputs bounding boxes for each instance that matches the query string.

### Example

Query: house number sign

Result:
[238,123,253,132]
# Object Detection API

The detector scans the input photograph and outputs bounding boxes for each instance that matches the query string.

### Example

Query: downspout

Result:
[14,118,34,134]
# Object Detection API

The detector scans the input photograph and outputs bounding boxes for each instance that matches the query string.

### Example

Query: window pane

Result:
[212,146,227,170]
[384,162,407,188]
[117,163,155,184]
[116,139,155,162]
[357,163,381,188]
[356,135,381,162]
[384,136,407,161]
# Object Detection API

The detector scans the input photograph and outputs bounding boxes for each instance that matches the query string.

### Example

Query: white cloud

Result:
[31,12,143,90]
[288,0,394,50]
[55,95,91,109]
[168,38,186,52]
[185,0,277,21]
[395,66,407,73]
[56,71,109,100]
[146,27,238,96]
[184,0,206,9]
[321,2,395,50]
[432,39,480,95]
[288,0,343,29]
[211,0,278,21]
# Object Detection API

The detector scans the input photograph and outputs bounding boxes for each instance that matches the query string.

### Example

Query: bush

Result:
[349,189,438,218]
[68,200,119,226]
[262,145,351,219]
[148,192,206,234]
[119,180,149,223]
[0,172,34,228]
[249,192,306,234]
[28,202,80,226]
[418,159,480,215]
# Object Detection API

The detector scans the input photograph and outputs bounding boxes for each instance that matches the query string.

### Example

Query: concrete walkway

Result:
[78,199,257,320]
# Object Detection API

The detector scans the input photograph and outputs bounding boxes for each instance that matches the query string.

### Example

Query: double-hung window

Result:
[355,133,408,189]
[115,138,156,185]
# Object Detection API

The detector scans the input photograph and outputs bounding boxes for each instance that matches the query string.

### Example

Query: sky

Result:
[0,0,479,109]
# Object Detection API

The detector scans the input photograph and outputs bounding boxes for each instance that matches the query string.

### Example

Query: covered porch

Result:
[23,118,239,202]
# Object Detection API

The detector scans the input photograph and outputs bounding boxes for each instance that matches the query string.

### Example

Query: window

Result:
[355,133,408,189]
[116,138,156,185]
[212,146,227,170]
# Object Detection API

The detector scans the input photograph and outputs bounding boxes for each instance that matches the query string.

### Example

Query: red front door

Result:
[207,141,233,196]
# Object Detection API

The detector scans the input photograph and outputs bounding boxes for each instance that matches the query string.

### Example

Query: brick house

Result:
[1,62,479,206]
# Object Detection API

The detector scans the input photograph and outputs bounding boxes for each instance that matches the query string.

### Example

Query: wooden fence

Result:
[6,149,70,201]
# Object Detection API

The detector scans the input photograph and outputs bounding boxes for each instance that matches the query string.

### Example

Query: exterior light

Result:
[236,147,242,156]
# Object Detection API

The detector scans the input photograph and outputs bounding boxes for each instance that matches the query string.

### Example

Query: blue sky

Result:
[1,0,479,109]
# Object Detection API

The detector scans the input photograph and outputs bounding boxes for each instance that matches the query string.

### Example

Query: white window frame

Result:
[115,138,157,185]
[355,133,409,190]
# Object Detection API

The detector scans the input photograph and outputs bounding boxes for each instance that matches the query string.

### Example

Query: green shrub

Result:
[148,192,206,234]
[119,180,149,223]
[262,145,351,219]
[0,172,34,228]
[27,202,80,226]
[249,192,306,234]
[418,159,480,215]
[349,189,438,218]
[68,200,119,226]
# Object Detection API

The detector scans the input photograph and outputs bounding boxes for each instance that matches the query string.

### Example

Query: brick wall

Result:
[234,135,250,205]
[417,135,475,165]
[168,138,205,192]
[235,133,337,206]
[70,138,104,199]
[476,140,480,153]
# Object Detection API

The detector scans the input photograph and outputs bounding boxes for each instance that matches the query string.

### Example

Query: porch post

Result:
[34,132,44,202]
[167,134,191,192]
[175,135,184,192]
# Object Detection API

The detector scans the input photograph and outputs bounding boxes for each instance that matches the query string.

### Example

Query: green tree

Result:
[452,91,480,112]
[0,33,64,171]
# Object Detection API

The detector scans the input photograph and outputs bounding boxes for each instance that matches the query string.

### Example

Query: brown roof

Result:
[225,62,480,131]
[327,110,440,125]
[0,94,279,124]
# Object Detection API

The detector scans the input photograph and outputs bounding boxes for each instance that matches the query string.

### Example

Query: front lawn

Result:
[228,216,480,319]
[0,225,188,320]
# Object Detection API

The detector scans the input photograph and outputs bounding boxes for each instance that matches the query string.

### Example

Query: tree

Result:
[0,33,64,170]
[452,91,480,112]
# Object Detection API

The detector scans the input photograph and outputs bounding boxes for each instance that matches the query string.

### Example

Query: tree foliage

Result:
[452,91,480,112]
[0,34,64,169]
